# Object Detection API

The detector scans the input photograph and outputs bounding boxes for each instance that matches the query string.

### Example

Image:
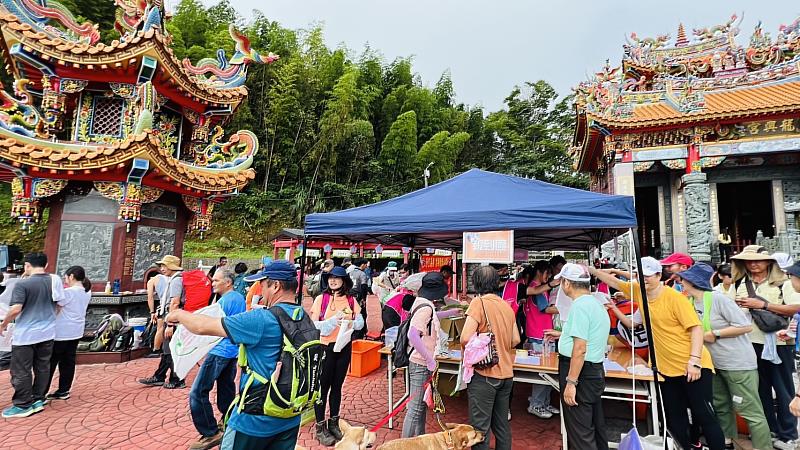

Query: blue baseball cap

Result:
[244,259,296,282]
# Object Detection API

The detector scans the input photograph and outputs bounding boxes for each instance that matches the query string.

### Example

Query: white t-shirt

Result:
[55,286,91,341]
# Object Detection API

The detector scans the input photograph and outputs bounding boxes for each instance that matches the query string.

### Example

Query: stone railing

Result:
[756,230,800,260]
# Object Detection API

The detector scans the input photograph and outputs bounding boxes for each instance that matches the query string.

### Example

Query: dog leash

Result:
[430,369,454,450]
[369,371,436,432]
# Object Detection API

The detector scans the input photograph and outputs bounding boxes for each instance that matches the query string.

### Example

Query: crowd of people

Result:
[4,246,800,450]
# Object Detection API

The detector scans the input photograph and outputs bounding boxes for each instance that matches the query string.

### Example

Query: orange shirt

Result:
[310,293,362,345]
[465,294,516,379]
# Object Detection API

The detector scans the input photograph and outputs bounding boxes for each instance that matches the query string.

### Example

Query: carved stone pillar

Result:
[682,171,713,261]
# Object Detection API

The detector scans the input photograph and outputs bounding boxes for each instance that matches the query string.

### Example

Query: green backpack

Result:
[233,305,325,419]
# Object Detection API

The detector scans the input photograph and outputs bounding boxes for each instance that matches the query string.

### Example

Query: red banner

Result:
[421,255,452,273]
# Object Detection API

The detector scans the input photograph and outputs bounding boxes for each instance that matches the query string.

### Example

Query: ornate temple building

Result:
[572,14,800,262]
[0,0,273,291]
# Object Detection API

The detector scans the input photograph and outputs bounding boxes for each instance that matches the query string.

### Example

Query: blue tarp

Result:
[304,169,637,250]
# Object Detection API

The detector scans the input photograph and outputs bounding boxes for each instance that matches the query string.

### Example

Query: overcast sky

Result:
[207,0,793,112]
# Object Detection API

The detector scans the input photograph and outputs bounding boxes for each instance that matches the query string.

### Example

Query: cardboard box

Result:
[440,316,465,341]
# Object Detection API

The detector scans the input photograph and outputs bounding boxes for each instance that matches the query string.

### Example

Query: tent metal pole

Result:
[296,235,308,304]
[630,227,663,433]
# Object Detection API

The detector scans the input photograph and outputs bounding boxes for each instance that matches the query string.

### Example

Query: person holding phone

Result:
[731,246,800,450]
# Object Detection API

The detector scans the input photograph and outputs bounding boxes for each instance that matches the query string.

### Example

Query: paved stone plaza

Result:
[0,357,564,449]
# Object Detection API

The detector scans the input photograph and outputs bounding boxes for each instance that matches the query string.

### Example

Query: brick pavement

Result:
[0,295,565,449]
[0,357,566,449]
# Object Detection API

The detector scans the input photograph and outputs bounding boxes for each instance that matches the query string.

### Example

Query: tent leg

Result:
[630,227,664,434]
[296,235,308,304]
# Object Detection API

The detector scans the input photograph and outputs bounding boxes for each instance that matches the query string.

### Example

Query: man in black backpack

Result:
[166,260,307,449]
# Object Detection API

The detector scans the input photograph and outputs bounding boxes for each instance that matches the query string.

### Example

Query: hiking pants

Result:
[468,372,513,450]
[659,369,725,450]
[401,362,431,438]
[46,338,80,394]
[314,342,351,422]
[559,357,608,450]
[153,353,180,383]
[753,343,798,441]
[10,340,54,407]
[713,368,772,450]
[190,354,237,437]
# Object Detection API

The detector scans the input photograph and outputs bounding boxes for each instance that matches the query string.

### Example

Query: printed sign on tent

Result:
[462,230,514,264]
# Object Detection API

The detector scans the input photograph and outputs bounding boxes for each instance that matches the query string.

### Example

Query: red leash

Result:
[369,372,435,432]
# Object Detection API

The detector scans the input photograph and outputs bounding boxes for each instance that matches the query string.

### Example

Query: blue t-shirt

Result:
[221,303,303,437]
[209,290,246,359]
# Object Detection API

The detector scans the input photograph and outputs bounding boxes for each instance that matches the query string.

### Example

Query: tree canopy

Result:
[0,0,587,255]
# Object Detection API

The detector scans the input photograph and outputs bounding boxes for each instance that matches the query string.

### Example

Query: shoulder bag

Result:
[746,279,789,333]
[474,296,499,370]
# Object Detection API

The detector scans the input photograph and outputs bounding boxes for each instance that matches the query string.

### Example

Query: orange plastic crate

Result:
[347,340,383,377]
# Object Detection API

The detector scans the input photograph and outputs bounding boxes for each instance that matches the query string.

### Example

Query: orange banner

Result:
[462,230,514,264]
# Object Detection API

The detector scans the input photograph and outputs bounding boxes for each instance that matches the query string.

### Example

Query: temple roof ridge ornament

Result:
[182,25,278,89]
[0,0,99,43]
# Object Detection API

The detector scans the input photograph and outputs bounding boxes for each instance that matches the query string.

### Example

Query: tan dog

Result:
[335,419,377,450]
[376,424,484,450]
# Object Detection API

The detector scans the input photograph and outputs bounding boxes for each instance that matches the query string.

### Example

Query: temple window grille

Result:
[90,97,125,137]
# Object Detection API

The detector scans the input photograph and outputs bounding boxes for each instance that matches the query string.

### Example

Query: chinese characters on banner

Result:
[420,255,452,272]
[462,230,514,264]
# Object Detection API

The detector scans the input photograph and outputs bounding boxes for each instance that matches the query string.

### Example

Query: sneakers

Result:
[189,431,223,450]
[773,439,798,450]
[163,380,186,389]
[2,404,37,418]
[46,391,70,401]
[31,400,44,413]
[327,416,343,441]
[138,376,164,387]
[527,405,553,419]
[315,421,337,447]
[546,404,560,415]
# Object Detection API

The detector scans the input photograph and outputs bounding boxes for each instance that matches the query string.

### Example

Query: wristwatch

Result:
[712,329,721,338]
[566,378,579,386]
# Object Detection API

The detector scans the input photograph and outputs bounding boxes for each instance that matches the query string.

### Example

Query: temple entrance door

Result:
[635,186,661,258]
[716,180,774,253]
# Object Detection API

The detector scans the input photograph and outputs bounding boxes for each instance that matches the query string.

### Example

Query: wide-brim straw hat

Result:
[155,255,183,271]
[730,245,775,262]
[730,245,784,285]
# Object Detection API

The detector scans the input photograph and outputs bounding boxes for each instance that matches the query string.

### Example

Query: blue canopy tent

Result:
[301,169,665,445]
[304,168,637,250]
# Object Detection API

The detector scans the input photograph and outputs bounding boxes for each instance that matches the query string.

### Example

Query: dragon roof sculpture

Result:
[574,13,800,127]
[182,25,279,89]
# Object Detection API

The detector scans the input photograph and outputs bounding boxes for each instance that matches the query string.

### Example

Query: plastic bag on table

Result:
[170,303,225,379]
[333,320,354,352]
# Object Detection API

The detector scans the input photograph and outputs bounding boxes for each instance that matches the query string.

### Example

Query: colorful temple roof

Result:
[0,0,275,232]
[572,13,800,171]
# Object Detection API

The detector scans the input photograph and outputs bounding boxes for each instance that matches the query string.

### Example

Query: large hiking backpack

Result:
[235,305,325,419]
[78,314,125,352]
[391,303,433,369]
[111,326,134,351]
[182,269,212,312]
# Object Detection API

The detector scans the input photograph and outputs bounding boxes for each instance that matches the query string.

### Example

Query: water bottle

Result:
[786,313,800,339]
[112,279,120,295]
[104,281,112,294]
